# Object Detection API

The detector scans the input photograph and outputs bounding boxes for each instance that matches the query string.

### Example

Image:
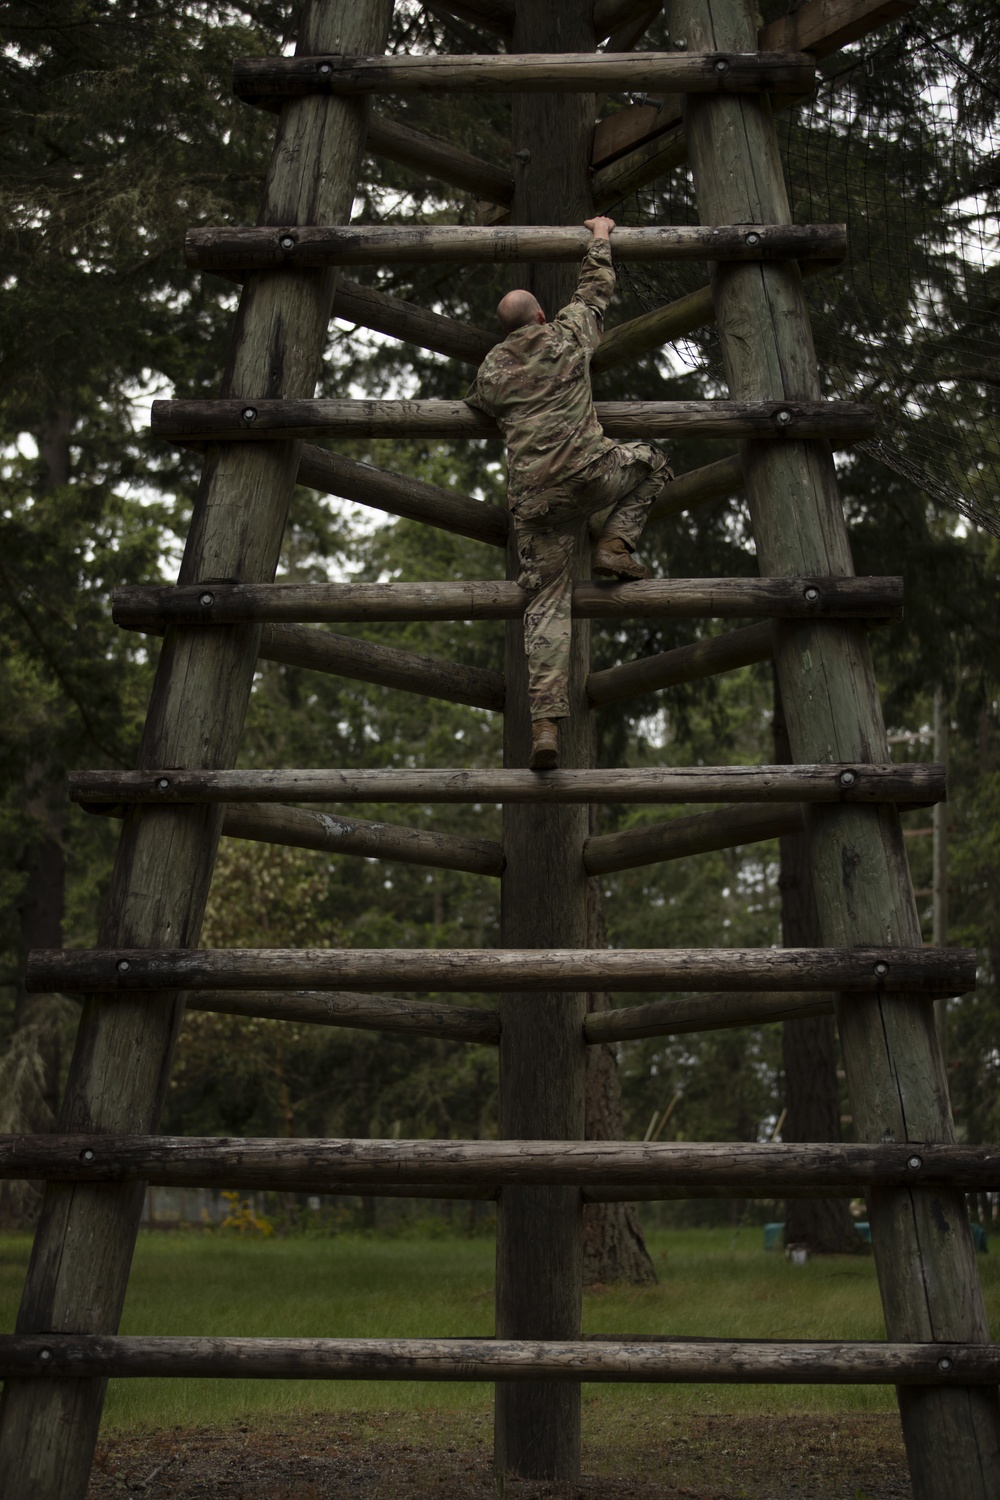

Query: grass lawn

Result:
[4,1223,996,1439]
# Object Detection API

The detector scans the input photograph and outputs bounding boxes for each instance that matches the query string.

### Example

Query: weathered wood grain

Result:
[367,112,514,203]
[763,0,915,58]
[496,14,594,1479]
[593,117,687,208]
[593,284,713,370]
[68,763,946,809]
[26,946,975,997]
[331,281,497,367]
[587,621,775,707]
[186,223,847,272]
[151,396,875,443]
[259,623,505,710]
[677,0,1000,1489]
[220,801,504,877]
[583,802,804,873]
[0,1332,995,1382]
[592,258,833,376]
[1,1136,997,1191]
[186,988,500,1042]
[111,576,904,628]
[232,52,817,100]
[584,989,835,1041]
[592,99,677,169]
[650,454,744,518]
[297,445,507,545]
[428,0,513,42]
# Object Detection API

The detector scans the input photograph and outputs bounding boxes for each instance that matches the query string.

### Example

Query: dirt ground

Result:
[88,1410,911,1498]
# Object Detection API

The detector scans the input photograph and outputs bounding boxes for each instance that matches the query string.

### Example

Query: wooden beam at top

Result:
[761,0,916,60]
[590,0,916,204]
[232,52,817,103]
[186,223,846,274]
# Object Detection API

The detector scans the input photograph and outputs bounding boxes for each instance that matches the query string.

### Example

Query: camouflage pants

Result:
[510,442,670,721]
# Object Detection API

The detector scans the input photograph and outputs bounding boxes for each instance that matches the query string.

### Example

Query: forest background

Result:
[2,0,999,1262]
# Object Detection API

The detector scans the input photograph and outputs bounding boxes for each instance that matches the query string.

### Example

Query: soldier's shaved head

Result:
[497,289,544,333]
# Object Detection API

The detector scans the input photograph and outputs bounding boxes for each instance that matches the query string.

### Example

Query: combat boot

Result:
[529,718,559,770]
[593,535,651,580]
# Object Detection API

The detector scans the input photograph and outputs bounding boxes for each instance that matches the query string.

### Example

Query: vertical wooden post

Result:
[775,675,855,1255]
[672,1,1000,1492]
[495,0,595,1480]
[0,4,392,1497]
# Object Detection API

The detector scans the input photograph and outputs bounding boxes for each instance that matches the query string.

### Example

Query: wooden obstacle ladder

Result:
[1,2,997,1497]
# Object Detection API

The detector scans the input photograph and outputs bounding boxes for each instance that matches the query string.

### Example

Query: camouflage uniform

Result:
[466,239,670,720]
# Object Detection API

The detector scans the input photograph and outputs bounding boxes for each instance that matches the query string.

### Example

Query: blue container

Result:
[763,1222,784,1251]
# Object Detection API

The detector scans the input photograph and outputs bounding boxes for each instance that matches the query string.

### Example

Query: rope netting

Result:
[615,23,1000,536]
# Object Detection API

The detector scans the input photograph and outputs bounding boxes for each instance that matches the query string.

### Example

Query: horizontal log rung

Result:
[112,576,903,628]
[188,990,500,1043]
[185,223,847,273]
[331,281,498,372]
[366,112,514,204]
[150,397,875,444]
[584,990,835,1042]
[587,621,776,709]
[0,1333,994,1384]
[26,945,974,997]
[1,1136,995,1191]
[68,763,944,810]
[584,802,805,874]
[221,801,505,877]
[93,800,505,879]
[259,624,506,711]
[297,444,506,547]
[231,52,817,102]
[650,455,744,520]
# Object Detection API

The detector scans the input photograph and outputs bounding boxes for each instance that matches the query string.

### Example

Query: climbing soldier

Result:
[466,215,672,770]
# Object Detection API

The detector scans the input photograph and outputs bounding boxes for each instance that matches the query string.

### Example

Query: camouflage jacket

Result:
[465,238,616,501]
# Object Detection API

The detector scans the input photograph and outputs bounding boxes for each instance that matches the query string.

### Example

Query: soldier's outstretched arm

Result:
[560,218,617,345]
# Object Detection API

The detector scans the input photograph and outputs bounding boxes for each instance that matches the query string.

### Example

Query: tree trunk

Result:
[774,673,856,1254]
[583,807,657,1286]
